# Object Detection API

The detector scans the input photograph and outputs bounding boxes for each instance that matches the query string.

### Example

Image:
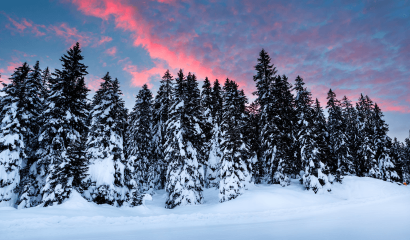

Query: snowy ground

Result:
[1,176,409,240]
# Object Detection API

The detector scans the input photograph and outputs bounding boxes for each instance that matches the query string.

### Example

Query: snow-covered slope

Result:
[1,176,409,240]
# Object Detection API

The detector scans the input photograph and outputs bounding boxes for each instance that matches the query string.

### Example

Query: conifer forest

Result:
[1,43,410,210]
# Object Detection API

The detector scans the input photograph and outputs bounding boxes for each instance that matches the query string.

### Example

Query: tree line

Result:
[0,43,409,209]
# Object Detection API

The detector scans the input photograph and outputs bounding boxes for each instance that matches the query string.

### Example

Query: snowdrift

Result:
[0,176,409,240]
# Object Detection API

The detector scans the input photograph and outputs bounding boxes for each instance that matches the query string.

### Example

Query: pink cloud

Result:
[98,36,113,45]
[50,23,94,46]
[105,46,117,56]
[72,0,225,87]
[0,69,9,84]
[68,0,410,114]
[5,15,27,31]
[4,14,110,47]
[7,62,22,72]
[123,63,165,88]
[86,74,104,91]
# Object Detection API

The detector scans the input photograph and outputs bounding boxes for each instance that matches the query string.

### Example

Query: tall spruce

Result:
[355,94,375,177]
[326,89,344,182]
[16,61,45,208]
[293,76,314,179]
[206,79,223,188]
[210,79,223,124]
[390,137,404,183]
[252,49,277,183]
[84,73,132,206]
[271,75,297,186]
[245,101,260,183]
[0,63,30,207]
[303,99,332,193]
[127,84,155,194]
[340,96,358,175]
[201,77,214,187]
[372,103,398,182]
[164,69,204,209]
[152,70,174,189]
[403,137,410,183]
[37,42,90,206]
[219,79,251,202]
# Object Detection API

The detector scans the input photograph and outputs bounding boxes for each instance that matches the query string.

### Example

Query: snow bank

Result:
[0,176,409,240]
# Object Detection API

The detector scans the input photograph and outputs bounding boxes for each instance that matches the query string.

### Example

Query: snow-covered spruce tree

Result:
[211,79,223,124]
[403,137,410,183]
[390,138,404,183]
[185,73,206,184]
[252,49,277,183]
[37,42,90,207]
[40,66,51,101]
[293,76,314,179]
[152,70,174,190]
[372,103,399,182]
[16,61,46,208]
[164,70,204,209]
[340,96,358,175]
[127,84,155,194]
[206,79,224,188]
[355,94,375,177]
[201,77,214,187]
[219,79,252,203]
[84,73,133,206]
[239,89,253,182]
[245,101,261,183]
[201,77,213,144]
[326,89,344,183]
[272,75,297,186]
[303,99,332,193]
[0,63,30,207]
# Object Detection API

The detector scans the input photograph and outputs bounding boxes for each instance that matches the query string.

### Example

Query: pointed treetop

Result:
[162,69,173,82]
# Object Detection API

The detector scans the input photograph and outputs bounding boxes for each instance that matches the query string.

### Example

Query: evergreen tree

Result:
[127,84,155,194]
[403,137,410,183]
[326,89,344,182]
[271,75,297,186]
[340,96,358,175]
[152,70,174,189]
[40,67,51,101]
[210,79,223,124]
[16,61,45,208]
[303,99,332,193]
[201,77,213,143]
[84,73,132,206]
[245,101,261,183]
[37,43,90,206]
[219,79,251,202]
[390,137,404,183]
[293,76,314,179]
[164,69,204,209]
[253,49,277,183]
[0,63,30,207]
[372,103,398,182]
[201,77,213,187]
[356,94,375,177]
[206,79,224,188]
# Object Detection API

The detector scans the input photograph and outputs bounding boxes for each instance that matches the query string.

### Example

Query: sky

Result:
[0,0,409,141]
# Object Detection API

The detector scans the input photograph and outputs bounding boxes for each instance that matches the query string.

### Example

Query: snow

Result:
[0,176,409,240]
[87,156,115,187]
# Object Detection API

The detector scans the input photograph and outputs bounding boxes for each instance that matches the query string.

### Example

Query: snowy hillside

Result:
[1,176,409,240]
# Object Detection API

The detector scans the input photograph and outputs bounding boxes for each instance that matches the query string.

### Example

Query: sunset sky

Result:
[0,0,409,140]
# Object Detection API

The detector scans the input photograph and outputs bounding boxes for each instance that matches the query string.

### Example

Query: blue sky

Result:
[1,0,409,141]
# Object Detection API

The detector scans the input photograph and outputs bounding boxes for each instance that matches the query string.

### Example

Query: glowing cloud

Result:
[72,0,223,88]
[105,46,117,56]
[4,14,111,47]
